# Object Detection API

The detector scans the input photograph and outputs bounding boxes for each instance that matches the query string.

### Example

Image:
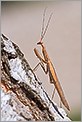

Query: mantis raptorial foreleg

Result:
[34,48,48,74]
[34,48,47,64]
[40,62,48,74]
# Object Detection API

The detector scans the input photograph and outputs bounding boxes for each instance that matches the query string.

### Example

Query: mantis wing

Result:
[48,60,70,111]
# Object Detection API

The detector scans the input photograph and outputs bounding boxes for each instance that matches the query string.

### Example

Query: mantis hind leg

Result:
[51,88,55,100]
[48,87,55,107]
[51,88,62,108]
[49,71,53,83]
[59,98,62,108]
[49,71,56,100]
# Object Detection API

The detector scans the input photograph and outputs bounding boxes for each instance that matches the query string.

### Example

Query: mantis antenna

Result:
[41,7,47,39]
[40,8,53,41]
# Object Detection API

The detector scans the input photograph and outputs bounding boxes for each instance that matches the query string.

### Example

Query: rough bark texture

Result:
[1,34,71,121]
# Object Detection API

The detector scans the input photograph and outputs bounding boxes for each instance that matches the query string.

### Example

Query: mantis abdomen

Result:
[48,60,70,111]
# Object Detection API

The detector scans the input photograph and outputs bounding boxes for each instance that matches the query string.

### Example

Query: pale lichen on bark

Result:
[1,34,71,121]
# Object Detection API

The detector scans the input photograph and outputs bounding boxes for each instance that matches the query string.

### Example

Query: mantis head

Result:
[37,39,44,48]
[37,40,43,45]
[37,9,53,48]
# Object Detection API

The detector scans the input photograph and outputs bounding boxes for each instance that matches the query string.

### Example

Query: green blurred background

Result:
[1,1,81,121]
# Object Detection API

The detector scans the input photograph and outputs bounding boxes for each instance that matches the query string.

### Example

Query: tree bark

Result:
[1,34,71,121]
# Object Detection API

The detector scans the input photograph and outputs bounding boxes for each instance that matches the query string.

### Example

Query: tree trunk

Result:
[1,34,71,121]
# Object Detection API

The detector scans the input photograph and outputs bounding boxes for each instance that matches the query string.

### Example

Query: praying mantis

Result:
[33,8,70,111]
